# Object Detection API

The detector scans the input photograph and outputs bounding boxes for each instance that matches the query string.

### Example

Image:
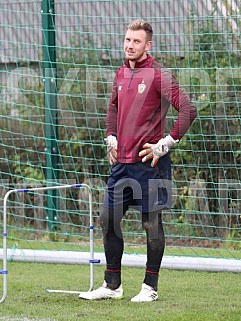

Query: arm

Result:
[106,74,118,137]
[159,70,197,141]
[139,68,197,167]
[105,74,118,165]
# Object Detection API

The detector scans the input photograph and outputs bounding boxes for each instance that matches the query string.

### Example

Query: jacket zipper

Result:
[128,69,134,88]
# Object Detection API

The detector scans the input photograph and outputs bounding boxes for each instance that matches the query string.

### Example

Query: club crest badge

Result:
[138,81,146,94]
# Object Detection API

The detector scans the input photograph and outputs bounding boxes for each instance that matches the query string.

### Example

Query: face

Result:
[124,29,152,62]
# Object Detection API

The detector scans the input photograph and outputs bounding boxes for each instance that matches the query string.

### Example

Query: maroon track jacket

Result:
[106,55,197,163]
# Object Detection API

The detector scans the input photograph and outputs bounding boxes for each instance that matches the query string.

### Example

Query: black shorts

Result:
[103,153,172,213]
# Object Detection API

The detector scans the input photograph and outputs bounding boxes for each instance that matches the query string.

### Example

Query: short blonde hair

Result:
[127,19,153,41]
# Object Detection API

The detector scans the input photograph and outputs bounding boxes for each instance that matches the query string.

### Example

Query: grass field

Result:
[0,262,241,321]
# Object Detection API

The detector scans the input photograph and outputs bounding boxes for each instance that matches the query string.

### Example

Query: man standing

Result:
[79,19,197,302]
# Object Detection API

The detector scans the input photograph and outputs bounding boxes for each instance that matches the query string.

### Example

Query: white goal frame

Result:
[0,183,100,303]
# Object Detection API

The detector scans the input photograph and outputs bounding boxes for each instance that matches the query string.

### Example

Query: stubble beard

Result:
[126,51,146,62]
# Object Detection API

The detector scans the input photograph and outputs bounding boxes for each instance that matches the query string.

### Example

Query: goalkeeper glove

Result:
[139,135,178,167]
[104,135,118,165]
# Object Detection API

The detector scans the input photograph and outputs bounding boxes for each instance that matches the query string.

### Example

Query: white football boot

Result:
[79,281,123,300]
[131,283,158,302]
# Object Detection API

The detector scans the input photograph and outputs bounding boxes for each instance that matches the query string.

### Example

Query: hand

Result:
[139,135,178,167]
[104,135,118,165]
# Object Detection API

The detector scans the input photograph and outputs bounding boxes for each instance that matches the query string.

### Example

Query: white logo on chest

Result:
[138,81,146,94]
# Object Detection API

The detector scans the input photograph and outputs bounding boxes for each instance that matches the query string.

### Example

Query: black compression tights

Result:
[99,208,165,289]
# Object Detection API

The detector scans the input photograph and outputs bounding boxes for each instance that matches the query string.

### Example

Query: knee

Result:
[142,221,152,232]
[99,208,123,238]
[142,219,165,242]
[99,208,110,232]
[142,212,163,233]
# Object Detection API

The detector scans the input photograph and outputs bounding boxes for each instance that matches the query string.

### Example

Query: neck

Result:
[129,60,136,69]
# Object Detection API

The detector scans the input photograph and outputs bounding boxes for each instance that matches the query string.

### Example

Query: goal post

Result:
[0,183,100,303]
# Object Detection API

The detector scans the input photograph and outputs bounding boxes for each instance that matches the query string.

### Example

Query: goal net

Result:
[0,0,240,270]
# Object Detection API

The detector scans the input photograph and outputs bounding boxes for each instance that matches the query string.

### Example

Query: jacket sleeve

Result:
[157,69,197,141]
[106,74,118,137]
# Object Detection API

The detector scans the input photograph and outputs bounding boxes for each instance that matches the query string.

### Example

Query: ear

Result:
[145,41,152,52]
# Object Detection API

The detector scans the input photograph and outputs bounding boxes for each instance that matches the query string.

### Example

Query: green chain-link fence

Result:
[0,0,241,262]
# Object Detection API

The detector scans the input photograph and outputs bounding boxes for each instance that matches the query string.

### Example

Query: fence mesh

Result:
[0,0,241,260]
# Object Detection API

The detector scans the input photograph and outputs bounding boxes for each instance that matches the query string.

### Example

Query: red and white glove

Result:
[139,135,178,167]
[105,135,118,165]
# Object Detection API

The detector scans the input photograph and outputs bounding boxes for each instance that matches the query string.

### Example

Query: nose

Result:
[127,41,133,49]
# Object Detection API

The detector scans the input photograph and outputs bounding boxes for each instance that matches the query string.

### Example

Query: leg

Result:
[131,211,164,302]
[79,207,125,300]
[99,207,124,290]
[142,211,165,291]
